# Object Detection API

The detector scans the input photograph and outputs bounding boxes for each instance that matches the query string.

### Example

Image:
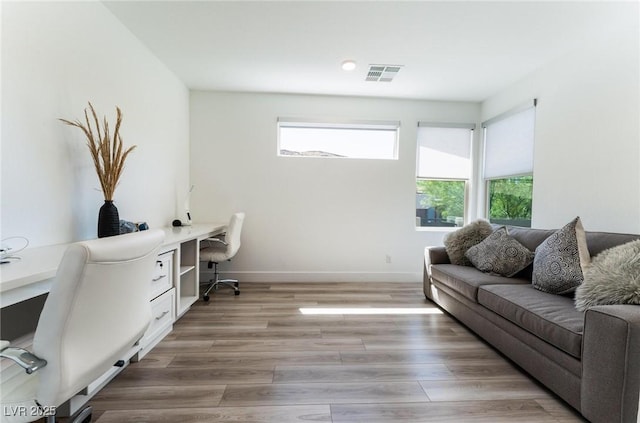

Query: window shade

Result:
[416,125,473,179]
[483,104,535,179]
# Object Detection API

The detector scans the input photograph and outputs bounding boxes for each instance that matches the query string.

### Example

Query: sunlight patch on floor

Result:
[299,307,443,315]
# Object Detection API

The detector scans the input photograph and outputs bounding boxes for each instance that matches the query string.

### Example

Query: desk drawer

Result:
[150,252,173,300]
[141,288,175,350]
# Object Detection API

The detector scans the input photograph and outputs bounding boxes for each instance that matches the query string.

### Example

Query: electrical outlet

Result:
[385,255,392,264]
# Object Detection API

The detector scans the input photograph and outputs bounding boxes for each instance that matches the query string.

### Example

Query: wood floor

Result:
[90,282,585,422]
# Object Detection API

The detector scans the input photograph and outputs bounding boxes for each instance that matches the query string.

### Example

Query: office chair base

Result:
[202,280,240,301]
[200,260,240,301]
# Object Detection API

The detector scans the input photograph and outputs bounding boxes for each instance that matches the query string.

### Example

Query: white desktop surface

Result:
[0,223,226,307]
[161,223,226,250]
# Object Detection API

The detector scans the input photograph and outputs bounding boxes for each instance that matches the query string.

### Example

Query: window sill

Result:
[415,226,461,233]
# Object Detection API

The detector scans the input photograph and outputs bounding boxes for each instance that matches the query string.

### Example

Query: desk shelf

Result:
[179,265,195,276]
[175,237,205,318]
[156,225,224,320]
[179,294,199,317]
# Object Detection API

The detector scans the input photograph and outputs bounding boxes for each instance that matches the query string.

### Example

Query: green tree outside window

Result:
[416,180,465,226]
[488,176,533,227]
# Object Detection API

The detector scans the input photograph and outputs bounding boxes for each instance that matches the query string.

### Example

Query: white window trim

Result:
[278,117,400,130]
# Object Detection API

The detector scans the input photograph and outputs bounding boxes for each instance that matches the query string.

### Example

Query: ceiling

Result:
[103,1,636,102]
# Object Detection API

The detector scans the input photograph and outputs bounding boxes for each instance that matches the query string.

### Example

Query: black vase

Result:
[98,200,120,238]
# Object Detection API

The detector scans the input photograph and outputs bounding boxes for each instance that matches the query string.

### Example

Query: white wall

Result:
[1,1,190,247]
[481,9,640,233]
[190,92,479,282]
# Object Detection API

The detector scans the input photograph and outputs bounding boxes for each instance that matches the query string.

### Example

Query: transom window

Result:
[277,118,399,160]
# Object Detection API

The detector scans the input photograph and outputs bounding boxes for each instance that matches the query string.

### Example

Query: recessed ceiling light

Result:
[341,60,356,71]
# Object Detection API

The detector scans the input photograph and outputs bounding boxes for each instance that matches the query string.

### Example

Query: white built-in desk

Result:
[0,244,68,308]
[0,223,226,417]
[0,222,225,310]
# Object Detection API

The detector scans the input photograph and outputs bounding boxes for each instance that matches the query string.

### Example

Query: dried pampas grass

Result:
[60,102,136,201]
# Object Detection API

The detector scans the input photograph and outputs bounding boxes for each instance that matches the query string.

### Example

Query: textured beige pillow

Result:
[443,219,493,266]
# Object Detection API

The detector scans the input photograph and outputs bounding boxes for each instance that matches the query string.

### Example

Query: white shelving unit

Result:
[177,238,198,318]
[159,223,226,319]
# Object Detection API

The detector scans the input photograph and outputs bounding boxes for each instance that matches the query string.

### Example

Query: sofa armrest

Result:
[581,305,640,423]
[426,246,450,266]
[423,247,450,300]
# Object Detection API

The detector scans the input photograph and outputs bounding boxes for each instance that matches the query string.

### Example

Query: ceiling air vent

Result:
[366,65,403,82]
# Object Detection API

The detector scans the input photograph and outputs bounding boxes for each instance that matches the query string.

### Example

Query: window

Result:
[416,123,474,227]
[277,118,399,160]
[482,100,536,227]
[487,176,533,227]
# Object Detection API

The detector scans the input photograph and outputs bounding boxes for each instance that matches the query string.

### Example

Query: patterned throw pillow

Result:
[465,227,535,277]
[443,219,494,266]
[532,217,591,295]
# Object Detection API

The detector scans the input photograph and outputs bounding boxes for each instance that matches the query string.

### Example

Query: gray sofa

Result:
[423,225,640,423]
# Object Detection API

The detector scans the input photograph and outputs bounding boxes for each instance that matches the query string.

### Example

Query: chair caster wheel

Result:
[234,290,240,296]
[203,295,210,302]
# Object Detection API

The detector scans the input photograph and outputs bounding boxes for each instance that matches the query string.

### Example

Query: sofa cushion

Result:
[465,227,535,277]
[478,284,584,358]
[443,219,493,266]
[575,239,640,311]
[532,217,591,295]
[431,264,530,303]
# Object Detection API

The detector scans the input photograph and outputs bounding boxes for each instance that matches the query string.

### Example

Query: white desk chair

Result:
[200,212,245,301]
[0,229,164,423]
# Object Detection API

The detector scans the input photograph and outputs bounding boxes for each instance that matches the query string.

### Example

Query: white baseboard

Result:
[201,271,422,283]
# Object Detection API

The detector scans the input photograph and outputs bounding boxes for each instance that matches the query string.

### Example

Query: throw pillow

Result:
[443,219,493,266]
[465,227,535,277]
[532,217,591,295]
[574,239,640,311]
